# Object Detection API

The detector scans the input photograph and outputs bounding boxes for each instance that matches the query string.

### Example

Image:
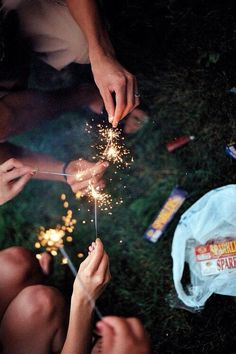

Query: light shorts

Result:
[2,0,90,70]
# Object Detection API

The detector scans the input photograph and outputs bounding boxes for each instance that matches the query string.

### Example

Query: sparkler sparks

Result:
[36,194,77,255]
[85,122,132,168]
[96,125,131,168]
[86,181,113,211]
[37,227,65,256]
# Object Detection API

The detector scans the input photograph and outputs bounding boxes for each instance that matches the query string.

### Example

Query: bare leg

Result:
[0,84,103,141]
[0,285,66,354]
[0,247,45,320]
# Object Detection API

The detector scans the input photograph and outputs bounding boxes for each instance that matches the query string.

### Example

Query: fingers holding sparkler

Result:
[0,158,35,205]
[65,159,109,195]
[72,176,106,196]
[73,238,111,302]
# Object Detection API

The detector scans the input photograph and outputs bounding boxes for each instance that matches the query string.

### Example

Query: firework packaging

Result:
[225,142,236,160]
[144,186,188,243]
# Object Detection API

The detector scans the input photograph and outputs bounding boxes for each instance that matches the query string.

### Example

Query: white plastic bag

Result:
[171,184,236,310]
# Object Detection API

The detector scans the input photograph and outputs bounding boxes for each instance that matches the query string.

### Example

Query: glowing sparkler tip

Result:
[95,126,132,168]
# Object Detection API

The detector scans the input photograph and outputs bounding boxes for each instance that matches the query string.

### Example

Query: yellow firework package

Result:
[144,186,188,243]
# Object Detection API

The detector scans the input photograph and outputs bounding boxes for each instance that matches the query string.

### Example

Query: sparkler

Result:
[36,170,87,181]
[86,181,115,236]
[87,181,100,237]
[36,171,75,178]
[96,125,132,168]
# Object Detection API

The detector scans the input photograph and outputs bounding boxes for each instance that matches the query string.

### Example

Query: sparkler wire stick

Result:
[37,171,75,178]
[94,197,98,238]
[59,246,77,277]
[59,246,103,320]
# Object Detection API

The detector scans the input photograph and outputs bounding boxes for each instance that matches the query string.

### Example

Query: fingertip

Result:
[96,237,102,244]
[30,170,37,176]
[95,238,104,252]
[108,115,114,124]
[96,321,104,332]
[112,120,118,128]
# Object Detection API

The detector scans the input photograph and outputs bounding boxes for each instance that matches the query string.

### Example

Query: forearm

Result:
[61,295,93,354]
[66,0,115,59]
[0,142,65,182]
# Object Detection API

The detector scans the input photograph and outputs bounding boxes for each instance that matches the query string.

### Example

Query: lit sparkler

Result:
[36,226,78,275]
[96,125,132,168]
[87,181,101,237]
[87,183,113,210]
[36,226,77,276]
[36,194,76,256]
[36,227,64,256]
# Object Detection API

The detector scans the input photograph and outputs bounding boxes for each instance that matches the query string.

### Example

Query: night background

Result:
[1,0,236,352]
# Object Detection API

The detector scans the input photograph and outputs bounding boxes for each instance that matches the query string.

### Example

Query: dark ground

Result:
[1,0,236,353]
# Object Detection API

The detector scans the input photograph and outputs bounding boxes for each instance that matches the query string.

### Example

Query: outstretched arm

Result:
[0,142,66,182]
[66,0,140,127]
[0,142,109,195]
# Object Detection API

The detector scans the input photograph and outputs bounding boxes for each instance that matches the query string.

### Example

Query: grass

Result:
[1,0,236,353]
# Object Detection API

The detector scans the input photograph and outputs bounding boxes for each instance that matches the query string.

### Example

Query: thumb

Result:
[11,173,32,197]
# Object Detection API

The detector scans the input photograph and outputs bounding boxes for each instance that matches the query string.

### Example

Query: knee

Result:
[0,101,13,141]
[19,285,66,325]
[0,246,42,285]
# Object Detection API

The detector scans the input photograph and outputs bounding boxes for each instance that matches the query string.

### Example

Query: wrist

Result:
[88,35,115,61]
[71,292,94,311]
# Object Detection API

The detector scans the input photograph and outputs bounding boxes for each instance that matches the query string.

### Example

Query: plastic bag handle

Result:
[172,227,212,308]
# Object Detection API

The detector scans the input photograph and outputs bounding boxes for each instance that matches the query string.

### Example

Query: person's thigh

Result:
[0,246,44,319]
[0,284,67,354]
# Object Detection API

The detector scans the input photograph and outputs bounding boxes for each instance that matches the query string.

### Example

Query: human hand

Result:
[65,159,109,196]
[0,158,34,205]
[73,238,111,302]
[90,55,140,128]
[95,316,150,354]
